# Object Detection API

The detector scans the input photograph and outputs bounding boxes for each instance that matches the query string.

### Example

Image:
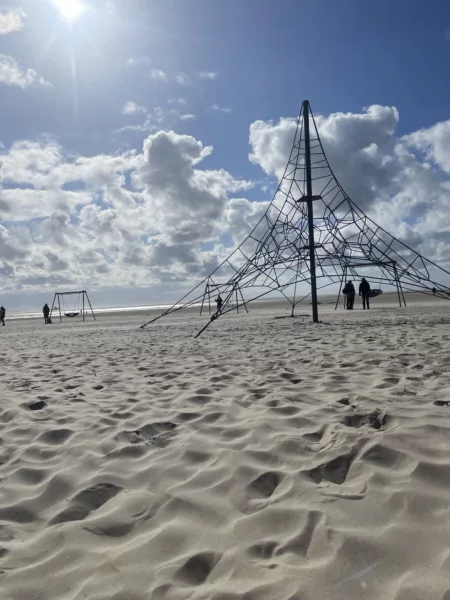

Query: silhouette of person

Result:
[43,303,50,324]
[216,295,223,312]
[432,287,437,296]
[359,277,371,310]
[343,281,355,310]
[0,306,5,326]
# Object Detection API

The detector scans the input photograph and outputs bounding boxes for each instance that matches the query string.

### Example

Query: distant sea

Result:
[7,304,187,320]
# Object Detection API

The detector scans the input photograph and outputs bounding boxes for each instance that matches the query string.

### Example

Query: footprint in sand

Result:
[51,483,122,524]
[375,377,400,389]
[27,400,47,411]
[247,540,279,559]
[341,409,390,431]
[306,451,356,485]
[247,471,282,499]
[175,551,222,586]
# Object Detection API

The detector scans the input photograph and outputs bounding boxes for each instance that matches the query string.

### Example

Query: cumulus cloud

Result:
[404,121,450,174]
[175,72,190,85]
[198,71,218,80]
[127,56,151,67]
[0,129,254,292]
[150,69,168,82]
[0,55,51,89]
[3,103,450,298]
[139,130,241,244]
[122,101,146,115]
[118,106,196,134]
[249,105,450,266]
[212,104,232,114]
[0,9,25,34]
[168,97,187,106]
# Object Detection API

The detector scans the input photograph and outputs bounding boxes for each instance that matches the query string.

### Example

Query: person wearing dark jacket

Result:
[43,303,50,324]
[0,306,5,326]
[342,281,356,310]
[359,278,371,309]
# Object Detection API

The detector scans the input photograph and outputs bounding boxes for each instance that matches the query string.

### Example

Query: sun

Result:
[53,0,85,20]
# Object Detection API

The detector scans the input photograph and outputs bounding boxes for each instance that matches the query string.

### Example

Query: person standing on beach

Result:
[216,294,223,312]
[0,306,5,326]
[43,303,50,324]
[359,277,371,310]
[343,281,355,310]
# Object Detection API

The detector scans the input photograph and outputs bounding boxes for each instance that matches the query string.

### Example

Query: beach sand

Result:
[1,295,450,599]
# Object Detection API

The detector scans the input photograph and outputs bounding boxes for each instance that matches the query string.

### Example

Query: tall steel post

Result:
[303,100,319,322]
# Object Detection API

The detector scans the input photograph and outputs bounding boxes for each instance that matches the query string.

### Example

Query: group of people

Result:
[0,303,52,328]
[342,277,371,310]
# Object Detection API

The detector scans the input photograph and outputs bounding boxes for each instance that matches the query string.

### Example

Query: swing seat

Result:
[64,312,79,318]
[368,289,383,298]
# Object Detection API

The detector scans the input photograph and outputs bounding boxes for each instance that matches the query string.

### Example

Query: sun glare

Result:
[53,0,85,20]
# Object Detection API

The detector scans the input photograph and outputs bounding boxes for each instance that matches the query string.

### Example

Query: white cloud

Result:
[122,101,147,115]
[249,105,450,267]
[249,105,401,201]
[150,69,168,82]
[127,56,151,67]
[117,106,195,134]
[0,189,92,221]
[0,130,254,292]
[0,55,52,89]
[175,72,190,85]
[198,71,218,80]
[168,97,187,106]
[404,121,450,173]
[0,9,24,35]
[138,130,252,247]
[3,103,450,296]
[212,104,232,114]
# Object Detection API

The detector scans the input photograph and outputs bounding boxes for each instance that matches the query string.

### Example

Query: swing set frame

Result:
[50,290,96,323]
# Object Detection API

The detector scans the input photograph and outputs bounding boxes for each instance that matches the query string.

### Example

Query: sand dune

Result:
[1,301,450,599]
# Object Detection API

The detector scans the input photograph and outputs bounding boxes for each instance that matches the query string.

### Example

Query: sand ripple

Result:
[1,305,450,599]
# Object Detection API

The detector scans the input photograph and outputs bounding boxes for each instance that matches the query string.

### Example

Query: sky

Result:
[1,0,450,310]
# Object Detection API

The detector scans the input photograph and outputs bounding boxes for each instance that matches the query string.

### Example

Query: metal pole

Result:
[58,294,62,323]
[398,274,407,306]
[239,287,249,313]
[335,267,346,310]
[303,100,319,323]
[291,253,300,317]
[85,292,96,320]
[50,293,57,321]
[200,282,207,316]
[82,291,85,322]
[236,288,239,314]
[393,263,402,308]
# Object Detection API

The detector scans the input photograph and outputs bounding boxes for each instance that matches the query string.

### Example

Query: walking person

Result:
[216,294,223,312]
[43,303,50,324]
[0,306,5,326]
[359,277,371,310]
[342,281,355,310]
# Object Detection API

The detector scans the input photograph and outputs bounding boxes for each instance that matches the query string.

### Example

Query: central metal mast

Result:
[303,100,319,323]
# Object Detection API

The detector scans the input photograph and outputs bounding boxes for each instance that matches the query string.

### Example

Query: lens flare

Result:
[53,0,85,20]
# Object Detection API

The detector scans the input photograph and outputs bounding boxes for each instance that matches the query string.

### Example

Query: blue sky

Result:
[1,0,450,310]
[3,0,450,168]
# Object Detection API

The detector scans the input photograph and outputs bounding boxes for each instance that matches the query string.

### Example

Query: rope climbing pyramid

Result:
[142,100,450,337]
